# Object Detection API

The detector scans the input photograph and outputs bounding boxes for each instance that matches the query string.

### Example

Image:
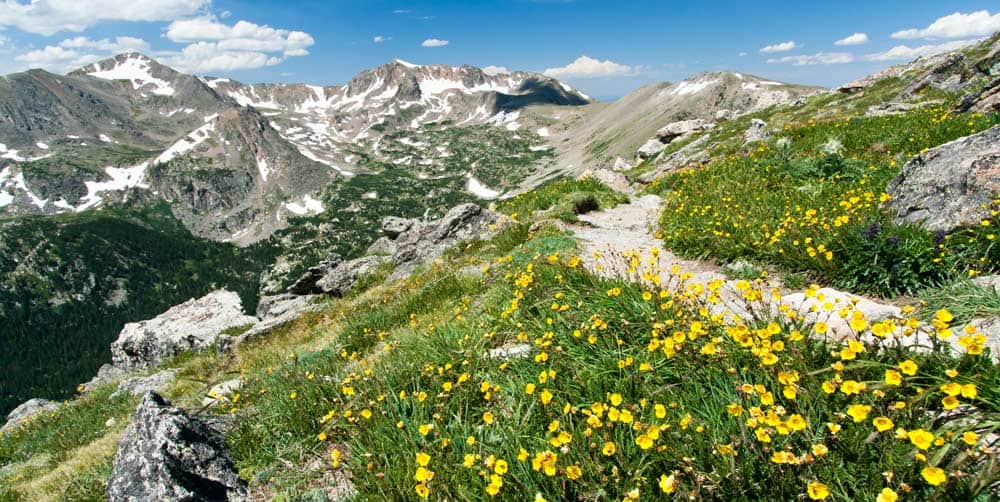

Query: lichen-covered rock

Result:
[107,392,248,502]
[887,125,1000,233]
[382,216,417,239]
[391,203,501,277]
[654,119,714,143]
[287,253,343,295]
[1,398,61,433]
[316,255,390,296]
[636,138,668,160]
[899,53,970,99]
[366,236,397,255]
[111,290,258,370]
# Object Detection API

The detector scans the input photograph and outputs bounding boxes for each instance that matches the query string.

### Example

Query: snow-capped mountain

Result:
[0,53,590,243]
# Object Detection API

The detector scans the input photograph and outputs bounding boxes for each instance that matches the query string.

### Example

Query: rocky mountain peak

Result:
[70,52,182,97]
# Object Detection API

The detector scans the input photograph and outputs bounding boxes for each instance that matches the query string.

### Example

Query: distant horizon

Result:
[0,1,997,98]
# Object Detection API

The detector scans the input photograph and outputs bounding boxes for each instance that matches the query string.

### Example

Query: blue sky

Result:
[1,0,998,99]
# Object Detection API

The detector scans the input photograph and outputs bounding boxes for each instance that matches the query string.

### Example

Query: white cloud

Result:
[373,35,391,43]
[738,51,748,57]
[15,36,152,73]
[864,39,979,62]
[166,42,281,72]
[766,52,854,65]
[392,9,410,14]
[834,33,869,46]
[759,41,797,53]
[165,17,313,56]
[482,65,508,75]
[892,10,1000,40]
[542,55,635,78]
[0,0,208,35]
[421,38,449,47]
[163,17,314,72]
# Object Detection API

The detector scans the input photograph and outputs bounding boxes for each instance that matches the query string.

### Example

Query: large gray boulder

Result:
[636,138,667,160]
[2,398,61,433]
[111,290,259,370]
[382,216,417,239]
[287,253,343,295]
[637,134,712,184]
[887,125,1000,233]
[107,392,248,502]
[654,119,714,143]
[316,255,390,297]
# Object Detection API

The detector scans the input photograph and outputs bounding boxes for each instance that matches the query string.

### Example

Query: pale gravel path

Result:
[564,193,918,342]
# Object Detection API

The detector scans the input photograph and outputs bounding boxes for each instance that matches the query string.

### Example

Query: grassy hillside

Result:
[1,178,996,500]
[650,106,1000,297]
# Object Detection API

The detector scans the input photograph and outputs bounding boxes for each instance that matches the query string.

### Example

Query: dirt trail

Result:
[565,193,909,341]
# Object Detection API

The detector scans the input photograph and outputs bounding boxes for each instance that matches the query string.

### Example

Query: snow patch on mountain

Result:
[285,194,325,215]
[467,175,500,199]
[672,79,719,96]
[77,163,149,211]
[155,119,216,164]
[87,55,175,96]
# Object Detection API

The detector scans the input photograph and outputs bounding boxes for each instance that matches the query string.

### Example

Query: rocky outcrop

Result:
[287,254,344,295]
[743,118,770,143]
[382,216,416,239]
[107,392,248,502]
[316,255,390,297]
[366,236,397,255]
[636,135,712,184]
[957,76,1000,113]
[898,54,970,99]
[111,290,259,370]
[636,119,714,161]
[887,125,1000,233]
[395,204,499,263]
[655,119,715,143]
[218,294,322,352]
[637,138,668,160]
[2,398,61,433]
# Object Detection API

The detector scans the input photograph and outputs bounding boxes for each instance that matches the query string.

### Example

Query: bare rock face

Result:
[636,138,668,160]
[111,290,259,370]
[107,392,248,502]
[1,398,61,433]
[366,236,397,255]
[887,125,1000,233]
[899,53,970,99]
[392,203,501,277]
[287,253,344,295]
[316,255,390,297]
[382,216,417,239]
